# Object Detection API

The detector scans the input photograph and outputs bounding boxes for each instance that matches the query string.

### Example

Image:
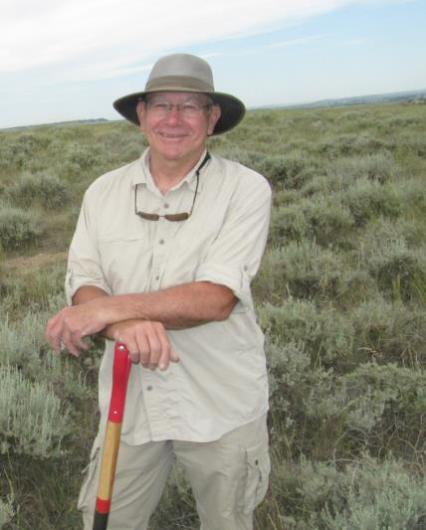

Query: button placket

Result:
[150,212,169,288]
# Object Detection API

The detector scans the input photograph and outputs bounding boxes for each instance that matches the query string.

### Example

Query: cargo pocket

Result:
[77,439,102,512]
[241,441,271,514]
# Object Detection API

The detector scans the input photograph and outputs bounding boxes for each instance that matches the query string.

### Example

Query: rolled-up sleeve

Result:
[195,171,271,309]
[65,191,111,305]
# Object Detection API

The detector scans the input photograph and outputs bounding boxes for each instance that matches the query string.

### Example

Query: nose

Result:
[164,105,182,124]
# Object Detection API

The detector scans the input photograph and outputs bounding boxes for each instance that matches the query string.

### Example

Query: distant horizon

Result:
[2,86,425,132]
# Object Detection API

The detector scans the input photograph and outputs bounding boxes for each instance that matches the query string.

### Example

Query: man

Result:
[45,53,271,530]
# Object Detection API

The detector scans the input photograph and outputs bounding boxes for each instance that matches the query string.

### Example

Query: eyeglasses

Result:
[135,153,211,222]
[146,99,212,119]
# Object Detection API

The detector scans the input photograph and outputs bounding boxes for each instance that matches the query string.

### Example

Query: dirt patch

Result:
[3,251,67,271]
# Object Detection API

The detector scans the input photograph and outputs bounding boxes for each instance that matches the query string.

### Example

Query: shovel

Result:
[92,342,132,530]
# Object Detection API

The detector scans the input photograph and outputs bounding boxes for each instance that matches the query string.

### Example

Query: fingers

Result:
[141,322,166,370]
[113,320,178,371]
[45,308,91,357]
[60,327,90,357]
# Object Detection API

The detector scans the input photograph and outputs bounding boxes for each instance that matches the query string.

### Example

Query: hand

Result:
[108,319,179,371]
[45,302,107,356]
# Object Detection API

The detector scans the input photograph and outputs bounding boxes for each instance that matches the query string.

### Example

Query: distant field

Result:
[1,101,426,529]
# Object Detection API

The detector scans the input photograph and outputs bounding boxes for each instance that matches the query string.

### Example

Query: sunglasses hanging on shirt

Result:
[135,152,211,222]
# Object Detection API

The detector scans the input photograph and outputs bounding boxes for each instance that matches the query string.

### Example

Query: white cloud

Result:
[0,0,389,79]
[267,35,326,49]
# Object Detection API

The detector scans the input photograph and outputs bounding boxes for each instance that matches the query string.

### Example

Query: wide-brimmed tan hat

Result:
[113,53,245,135]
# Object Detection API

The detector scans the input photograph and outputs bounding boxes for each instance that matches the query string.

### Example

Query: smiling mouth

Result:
[159,132,187,140]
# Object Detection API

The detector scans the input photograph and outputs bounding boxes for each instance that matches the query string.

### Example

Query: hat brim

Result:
[113,90,245,135]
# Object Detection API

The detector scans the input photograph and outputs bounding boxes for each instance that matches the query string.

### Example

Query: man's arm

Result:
[45,281,237,365]
[99,281,237,329]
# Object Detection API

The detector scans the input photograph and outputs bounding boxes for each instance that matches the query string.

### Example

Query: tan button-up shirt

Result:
[66,149,271,444]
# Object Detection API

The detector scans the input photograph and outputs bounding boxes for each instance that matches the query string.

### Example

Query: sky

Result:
[0,0,425,128]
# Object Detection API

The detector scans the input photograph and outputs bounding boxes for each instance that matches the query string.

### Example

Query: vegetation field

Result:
[1,101,426,529]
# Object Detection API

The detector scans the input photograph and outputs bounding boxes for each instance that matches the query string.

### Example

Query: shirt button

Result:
[164,203,169,209]
[159,239,165,245]
[155,275,160,281]
[146,385,153,391]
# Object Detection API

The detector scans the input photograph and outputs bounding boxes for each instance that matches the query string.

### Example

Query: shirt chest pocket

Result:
[98,234,154,294]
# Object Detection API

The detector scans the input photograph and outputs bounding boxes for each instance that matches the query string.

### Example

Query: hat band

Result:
[145,75,213,93]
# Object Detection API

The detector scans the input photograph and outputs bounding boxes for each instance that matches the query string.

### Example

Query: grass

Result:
[1,100,426,529]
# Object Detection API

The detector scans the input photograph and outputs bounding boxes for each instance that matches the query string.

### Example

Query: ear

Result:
[136,100,147,132]
[207,104,221,136]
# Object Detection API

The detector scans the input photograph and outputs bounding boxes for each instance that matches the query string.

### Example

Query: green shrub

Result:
[0,312,45,367]
[304,362,426,455]
[351,298,426,366]
[272,455,426,529]
[317,133,386,158]
[0,133,51,172]
[0,496,14,528]
[0,206,44,250]
[259,300,354,367]
[362,216,425,250]
[0,263,66,316]
[266,339,327,457]
[301,196,355,247]
[59,142,104,182]
[380,114,423,130]
[257,152,317,190]
[268,347,426,460]
[399,131,426,157]
[269,205,308,244]
[337,109,375,126]
[360,237,426,303]
[254,242,348,303]
[301,174,345,197]
[272,188,301,208]
[6,172,70,210]
[269,194,357,249]
[328,151,400,184]
[0,365,69,457]
[397,177,426,219]
[341,179,402,226]
[321,455,426,529]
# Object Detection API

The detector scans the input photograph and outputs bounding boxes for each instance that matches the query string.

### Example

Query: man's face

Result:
[136,92,221,165]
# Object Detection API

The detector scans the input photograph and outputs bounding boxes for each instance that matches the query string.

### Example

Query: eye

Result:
[182,103,199,112]
[151,102,169,111]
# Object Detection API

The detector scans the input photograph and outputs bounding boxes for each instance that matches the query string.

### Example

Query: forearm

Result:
[71,286,143,341]
[72,285,109,305]
[77,281,237,331]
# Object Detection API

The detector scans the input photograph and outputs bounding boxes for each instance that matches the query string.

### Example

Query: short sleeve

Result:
[65,191,111,305]
[195,168,271,309]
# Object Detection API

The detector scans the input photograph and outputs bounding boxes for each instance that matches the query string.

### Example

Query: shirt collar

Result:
[131,148,210,192]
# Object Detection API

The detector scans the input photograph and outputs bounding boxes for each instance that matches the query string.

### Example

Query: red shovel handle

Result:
[93,342,132,530]
[107,342,132,424]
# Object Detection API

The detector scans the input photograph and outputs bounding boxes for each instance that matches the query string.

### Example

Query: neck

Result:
[149,149,206,193]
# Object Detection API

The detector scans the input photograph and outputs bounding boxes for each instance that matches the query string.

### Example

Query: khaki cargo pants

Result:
[78,414,270,530]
